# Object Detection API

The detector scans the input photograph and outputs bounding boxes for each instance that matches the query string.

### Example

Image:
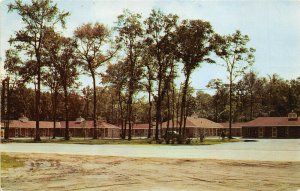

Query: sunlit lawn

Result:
[1,154,24,170]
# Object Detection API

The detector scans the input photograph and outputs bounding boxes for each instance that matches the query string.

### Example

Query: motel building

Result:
[219,122,245,137]
[120,117,226,138]
[161,117,225,137]
[242,112,300,138]
[1,116,120,139]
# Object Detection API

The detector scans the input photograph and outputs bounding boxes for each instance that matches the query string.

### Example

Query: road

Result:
[1,139,300,161]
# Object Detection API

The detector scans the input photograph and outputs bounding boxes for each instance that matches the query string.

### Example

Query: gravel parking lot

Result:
[1,139,300,161]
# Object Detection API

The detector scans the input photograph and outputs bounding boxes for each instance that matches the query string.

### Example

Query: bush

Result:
[185,138,192,144]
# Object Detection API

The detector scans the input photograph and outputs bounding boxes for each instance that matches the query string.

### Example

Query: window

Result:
[272,127,277,138]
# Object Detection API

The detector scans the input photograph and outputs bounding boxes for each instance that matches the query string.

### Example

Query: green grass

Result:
[1,154,24,170]
[1,137,240,145]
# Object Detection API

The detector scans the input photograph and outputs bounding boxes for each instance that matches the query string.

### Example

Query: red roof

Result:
[219,122,247,129]
[60,120,94,128]
[4,120,119,129]
[99,122,119,129]
[243,117,300,127]
[132,124,150,129]
[8,120,61,129]
[60,121,119,129]
[162,117,223,129]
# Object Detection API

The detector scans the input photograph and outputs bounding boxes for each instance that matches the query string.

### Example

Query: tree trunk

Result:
[215,93,219,122]
[148,88,152,138]
[128,97,133,141]
[176,91,180,132]
[164,89,171,138]
[86,98,89,117]
[155,76,162,141]
[52,88,58,139]
[183,108,187,137]
[64,86,70,140]
[111,94,114,123]
[124,119,127,140]
[118,91,125,139]
[127,46,136,141]
[35,60,41,142]
[92,73,97,139]
[171,81,175,132]
[179,70,191,138]
[250,91,253,120]
[3,78,10,140]
[229,73,233,139]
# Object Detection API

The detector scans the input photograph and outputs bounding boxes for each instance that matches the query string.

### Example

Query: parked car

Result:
[164,130,180,144]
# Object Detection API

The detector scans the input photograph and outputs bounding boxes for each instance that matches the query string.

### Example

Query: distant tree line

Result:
[2,72,299,123]
[2,0,298,141]
[194,73,300,122]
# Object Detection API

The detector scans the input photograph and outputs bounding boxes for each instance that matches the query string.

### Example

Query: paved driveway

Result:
[1,139,300,161]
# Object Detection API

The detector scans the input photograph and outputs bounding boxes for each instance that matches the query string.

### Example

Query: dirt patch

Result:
[1,152,300,191]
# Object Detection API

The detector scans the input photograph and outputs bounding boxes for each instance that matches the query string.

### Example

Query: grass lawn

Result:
[1,154,24,170]
[1,137,240,145]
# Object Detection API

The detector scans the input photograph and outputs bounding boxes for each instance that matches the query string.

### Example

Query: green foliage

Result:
[212,30,255,81]
[175,19,215,74]
[7,0,70,78]
[3,5,299,142]
[7,0,70,141]
[74,22,113,72]
[44,31,79,90]
[143,9,179,140]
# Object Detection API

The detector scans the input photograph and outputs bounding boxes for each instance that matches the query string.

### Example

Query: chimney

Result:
[75,116,85,123]
[288,111,298,121]
[19,115,29,122]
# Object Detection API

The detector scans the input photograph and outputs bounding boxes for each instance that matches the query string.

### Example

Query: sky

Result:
[0,0,300,94]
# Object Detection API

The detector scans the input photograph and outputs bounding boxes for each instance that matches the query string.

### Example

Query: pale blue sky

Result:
[1,0,299,93]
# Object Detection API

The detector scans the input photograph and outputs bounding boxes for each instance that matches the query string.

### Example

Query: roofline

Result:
[243,125,300,127]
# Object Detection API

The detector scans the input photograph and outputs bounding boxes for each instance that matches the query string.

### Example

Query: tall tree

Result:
[175,19,214,137]
[140,50,156,138]
[3,48,25,140]
[102,61,127,139]
[44,30,79,140]
[115,10,144,140]
[42,64,61,138]
[207,79,228,122]
[236,71,258,120]
[213,30,255,138]
[74,23,117,139]
[8,0,69,141]
[144,9,178,141]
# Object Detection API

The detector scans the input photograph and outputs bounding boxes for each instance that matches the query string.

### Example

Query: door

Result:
[258,127,264,138]
[15,128,19,137]
[277,127,286,138]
